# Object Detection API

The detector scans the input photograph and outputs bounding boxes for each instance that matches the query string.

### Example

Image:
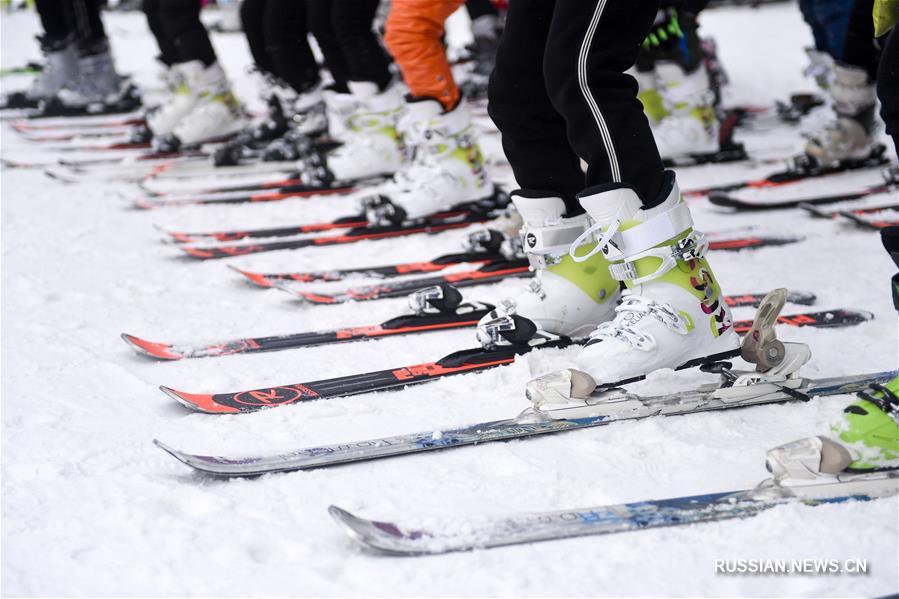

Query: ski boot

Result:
[804,63,881,167]
[638,8,722,163]
[297,81,404,186]
[147,61,242,142]
[153,62,247,151]
[764,377,899,497]
[41,40,140,116]
[653,63,720,163]
[322,86,362,143]
[475,191,620,348]
[631,67,668,126]
[2,35,78,109]
[525,288,814,420]
[525,171,742,409]
[362,97,493,224]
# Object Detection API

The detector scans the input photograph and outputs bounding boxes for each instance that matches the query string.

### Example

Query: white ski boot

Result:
[652,63,719,160]
[525,171,741,407]
[475,192,620,347]
[804,63,880,166]
[55,42,126,107]
[4,36,79,108]
[362,98,493,223]
[316,81,405,182]
[147,61,242,140]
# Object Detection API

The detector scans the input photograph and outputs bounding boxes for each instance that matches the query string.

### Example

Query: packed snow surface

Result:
[2,4,897,597]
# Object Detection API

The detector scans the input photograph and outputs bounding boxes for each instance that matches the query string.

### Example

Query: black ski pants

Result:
[36,0,107,55]
[143,0,217,67]
[240,0,320,93]
[488,0,663,214]
[307,0,392,92]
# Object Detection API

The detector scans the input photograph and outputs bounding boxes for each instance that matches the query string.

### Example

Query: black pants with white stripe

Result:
[488,0,664,214]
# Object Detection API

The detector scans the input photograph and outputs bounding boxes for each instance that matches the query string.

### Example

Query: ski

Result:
[161,200,483,242]
[839,210,899,230]
[135,180,364,210]
[230,250,514,287]
[682,146,889,198]
[277,261,532,304]
[709,177,897,211]
[160,335,576,413]
[123,301,494,361]
[800,201,899,219]
[176,194,509,259]
[0,62,43,77]
[124,291,817,361]
[157,308,871,414]
[154,369,896,475]
[3,84,142,120]
[276,259,813,306]
[328,471,898,555]
[8,111,145,131]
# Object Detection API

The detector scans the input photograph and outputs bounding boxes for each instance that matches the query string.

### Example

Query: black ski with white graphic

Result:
[155,369,895,475]
[328,471,897,555]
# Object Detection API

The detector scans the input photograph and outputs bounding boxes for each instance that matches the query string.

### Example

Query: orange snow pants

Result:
[384,0,463,110]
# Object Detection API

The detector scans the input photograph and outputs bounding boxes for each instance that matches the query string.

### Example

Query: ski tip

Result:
[178,246,216,259]
[121,333,181,360]
[159,385,238,414]
[327,506,403,555]
[273,281,334,303]
[153,438,183,460]
[228,266,275,288]
[43,167,75,184]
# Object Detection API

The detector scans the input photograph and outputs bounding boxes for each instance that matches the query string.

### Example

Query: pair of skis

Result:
[147,305,870,414]
[123,289,818,362]
[168,191,510,260]
[154,363,894,473]
[708,159,896,210]
[235,231,800,304]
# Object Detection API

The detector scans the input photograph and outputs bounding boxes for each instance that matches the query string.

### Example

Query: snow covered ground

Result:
[2,3,897,597]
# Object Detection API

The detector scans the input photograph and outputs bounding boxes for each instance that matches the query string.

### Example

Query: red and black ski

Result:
[231,250,513,287]
[683,147,889,198]
[161,308,870,413]
[163,206,480,243]
[279,261,532,304]
[123,302,494,361]
[177,192,509,259]
[800,201,899,219]
[839,210,899,230]
[708,175,897,211]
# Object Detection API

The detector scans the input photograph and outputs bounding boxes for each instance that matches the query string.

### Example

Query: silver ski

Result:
[153,370,895,477]
[328,471,898,555]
